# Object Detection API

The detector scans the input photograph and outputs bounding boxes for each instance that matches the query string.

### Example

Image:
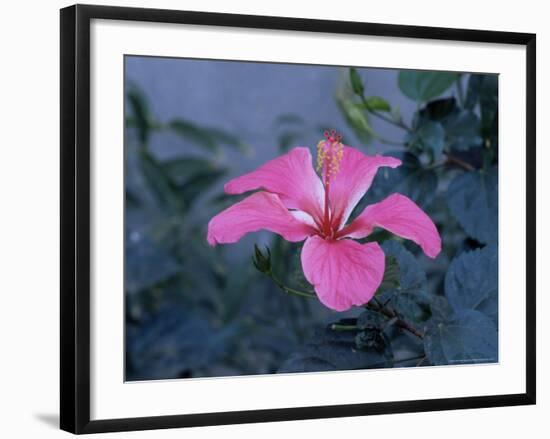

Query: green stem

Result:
[360,96,412,133]
[330,323,358,331]
[269,273,316,299]
[372,110,412,132]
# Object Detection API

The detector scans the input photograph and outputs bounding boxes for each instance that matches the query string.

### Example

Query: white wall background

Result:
[0,0,546,437]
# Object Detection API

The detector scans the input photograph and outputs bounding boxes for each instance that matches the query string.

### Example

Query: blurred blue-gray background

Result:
[126,57,418,164]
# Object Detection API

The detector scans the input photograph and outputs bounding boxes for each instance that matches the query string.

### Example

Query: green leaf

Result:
[465,74,482,110]
[465,74,498,112]
[444,110,482,151]
[127,308,237,380]
[338,101,374,144]
[377,241,431,324]
[363,96,391,112]
[445,245,498,324]
[179,168,228,206]
[349,68,365,96]
[398,71,459,101]
[167,119,219,153]
[429,295,454,322]
[411,121,445,161]
[126,188,142,209]
[126,86,157,144]
[125,235,180,294]
[167,120,249,154]
[376,255,401,294]
[160,157,218,186]
[392,294,431,325]
[421,97,457,120]
[278,326,393,373]
[446,167,498,244]
[416,96,481,152]
[478,75,499,145]
[138,150,184,213]
[424,309,498,366]
[361,151,437,209]
[479,75,498,111]
[204,127,250,153]
[464,74,498,151]
[160,156,231,206]
[336,71,374,144]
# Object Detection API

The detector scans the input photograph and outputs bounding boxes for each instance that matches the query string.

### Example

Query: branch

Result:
[444,153,475,172]
[366,298,424,339]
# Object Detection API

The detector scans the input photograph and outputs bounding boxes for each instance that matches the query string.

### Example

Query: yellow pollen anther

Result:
[316,139,344,183]
[316,141,326,172]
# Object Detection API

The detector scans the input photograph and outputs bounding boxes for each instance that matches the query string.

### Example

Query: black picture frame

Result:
[60,4,536,434]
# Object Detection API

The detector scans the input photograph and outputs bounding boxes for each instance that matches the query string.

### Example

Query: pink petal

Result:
[224,147,325,221]
[207,192,316,246]
[340,193,441,258]
[329,147,401,229]
[301,236,385,311]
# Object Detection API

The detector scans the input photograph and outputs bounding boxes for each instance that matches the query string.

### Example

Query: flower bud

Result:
[252,244,272,274]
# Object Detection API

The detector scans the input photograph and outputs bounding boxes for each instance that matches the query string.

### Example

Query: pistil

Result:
[323,179,332,237]
[317,130,344,239]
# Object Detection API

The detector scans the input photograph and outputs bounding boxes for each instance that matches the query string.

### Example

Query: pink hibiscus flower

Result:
[207,130,441,311]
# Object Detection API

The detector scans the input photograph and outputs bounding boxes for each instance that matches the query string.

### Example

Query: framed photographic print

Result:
[60,4,536,434]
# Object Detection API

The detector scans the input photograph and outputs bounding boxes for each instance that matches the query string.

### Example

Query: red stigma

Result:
[324,129,343,144]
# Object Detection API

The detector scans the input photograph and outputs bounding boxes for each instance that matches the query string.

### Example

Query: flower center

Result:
[316,130,344,239]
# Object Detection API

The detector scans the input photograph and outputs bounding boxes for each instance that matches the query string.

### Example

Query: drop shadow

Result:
[34,413,59,430]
